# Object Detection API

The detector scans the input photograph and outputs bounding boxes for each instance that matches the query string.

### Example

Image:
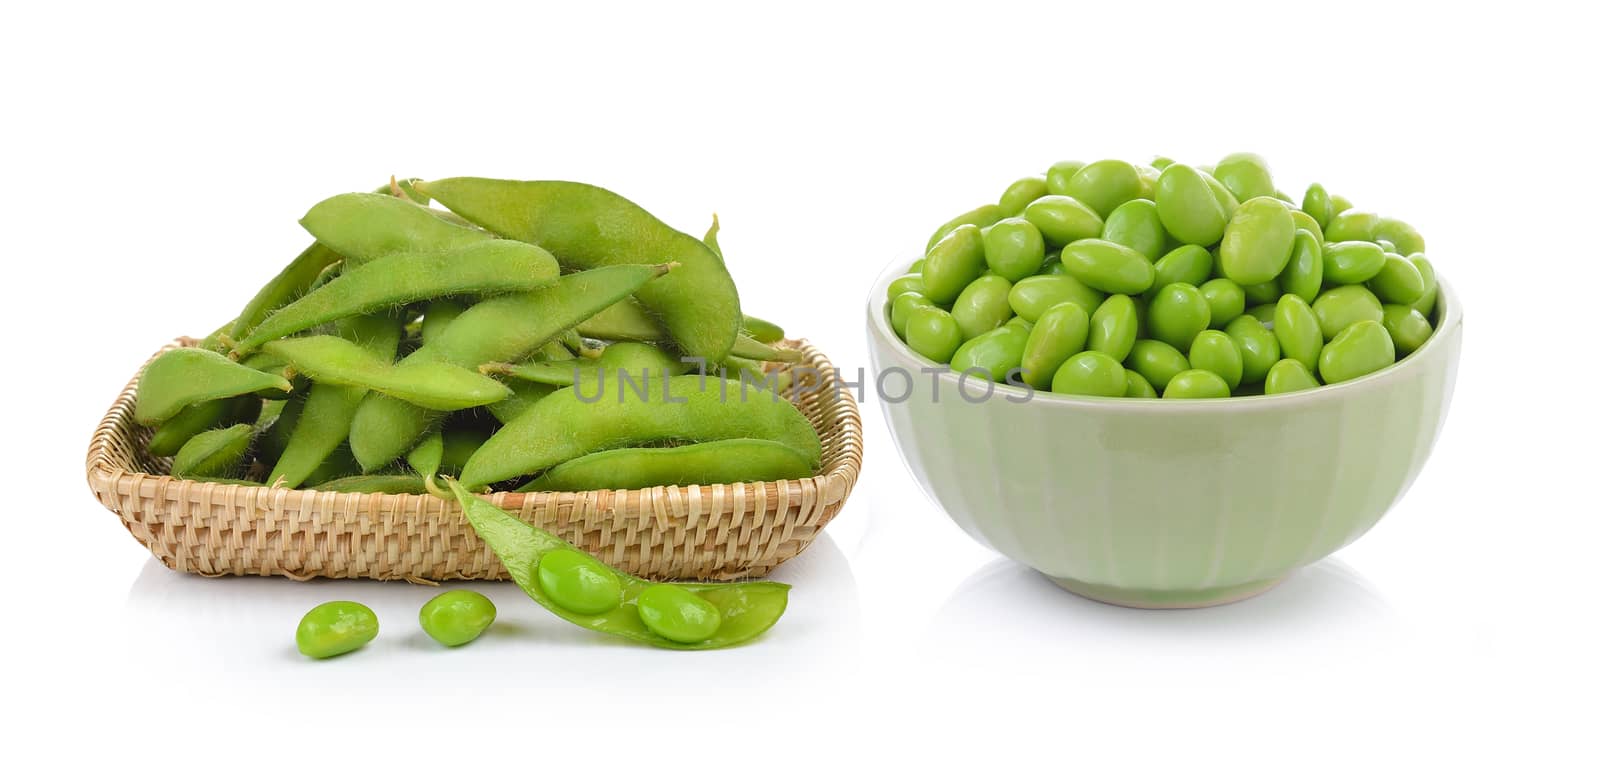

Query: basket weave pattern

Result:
[86,339,861,582]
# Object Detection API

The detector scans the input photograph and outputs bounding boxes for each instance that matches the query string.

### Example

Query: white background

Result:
[4,1,1597,757]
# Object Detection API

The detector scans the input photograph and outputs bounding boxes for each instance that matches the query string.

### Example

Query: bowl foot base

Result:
[1047,574,1286,609]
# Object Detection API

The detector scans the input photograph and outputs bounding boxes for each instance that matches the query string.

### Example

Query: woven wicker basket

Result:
[86,338,861,582]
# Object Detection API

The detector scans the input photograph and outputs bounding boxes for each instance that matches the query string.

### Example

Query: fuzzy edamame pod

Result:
[577,298,667,342]
[459,375,822,489]
[263,335,511,411]
[740,314,786,344]
[135,348,295,425]
[482,342,691,388]
[299,192,491,263]
[312,474,432,494]
[147,395,262,457]
[348,265,671,470]
[730,334,801,363]
[220,243,343,347]
[451,480,789,649]
[232,241,559,355]
[518,439,815,492]
[418,178,742,363]
[266,312,404,489]
[170,423,255,479]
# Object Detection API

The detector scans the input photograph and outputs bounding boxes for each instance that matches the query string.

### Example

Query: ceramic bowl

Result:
[866,253,1462,608]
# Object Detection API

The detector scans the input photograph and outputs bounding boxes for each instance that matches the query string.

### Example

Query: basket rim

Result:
[86,336,863,511]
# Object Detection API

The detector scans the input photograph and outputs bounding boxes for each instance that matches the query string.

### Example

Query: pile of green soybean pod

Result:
[134,178,823,493]
[889,154,1441,398]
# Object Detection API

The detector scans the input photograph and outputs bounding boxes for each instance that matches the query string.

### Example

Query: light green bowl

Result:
[866,253,1462,608]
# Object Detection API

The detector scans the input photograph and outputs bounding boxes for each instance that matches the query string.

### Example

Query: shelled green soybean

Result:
[894,154,1439,398]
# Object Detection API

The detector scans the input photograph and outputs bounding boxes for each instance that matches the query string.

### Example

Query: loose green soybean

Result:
[983,217,1047,281]
[925,204,1005,253]
[419,590,497,647]
[1102,199,1168,261]
[1198,278,1246,329]
[296,601,379,659]
[1368,252,1426,304]
[1008,274,1105,322]
[1381,304,1434,355]
[1225,314,1281,385]
[1023,195,1104,248]
[1278,229,1324,303]
[906,307,964,364]
[1188,330,1244,389]
[419,178,743,363]
[921,224,987,304]
[1051,350,1126,397]
[1127,339,1190,391]
[1155,164,1229,246]
[1021,302,1090,388]
[1265,358,1321,395]
[1274,295,1324,369]
[1163,369,1230,399]
[1319,320,1396,384]
[1313,285,1385,340]
[891,292,935,338]
[952,274,1015,340]
[950,321,1030,382]
[1059,239,1155,294]
[1044,161,1086,195]
[453,480,788,649]
[1088,294,1138,362]
[1218,197,1295,285]
[1061,159,1142,217]
[1323,241,1386,285]
[1148,283,1210,350]
[1152,244,1214,292]
[1213,152,1276,202]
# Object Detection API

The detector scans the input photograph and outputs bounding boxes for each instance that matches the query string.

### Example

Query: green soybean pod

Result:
[1212,152,1276,201]
[419,590,497,647]
[1278,229,1324,303]
[421,300,470,345]
[925,204,1006,253]
[134,349,294,426]
[1367,252,1426,304]
[1020,302,1090,389]
[1374,217,1426,255]
[1151,244,1214,292]
[998,176,1049,217]
[296,601,379,659]
[637,585,724,644]
[1302,183,1334,230]
[312,474,431,494]
[148,395,261,457]
[418,178,743,363]
[1224,314,1282,385]
[1007,274,1105,322]
[921,224,987,304]
[262,335,512,411]
[1323,241,1387,284]
[300,192,492,263]
[1319,320,1396,384]
[1265,358,1320,395]
[1163,369,1231,399]
[1198,278,1246,329]
[223,243,343,346]
[234,241,562,355]
[1059,239,1155,295]
[891,292,936,338]
[983,217,1047,282]
[1087,294,1138,362]
[522,439,815,492]
[171,423,255,479]
[1155,164,1229,246]
[906,307,964,364]
[887,273,927,301]
[949,321,1030,382]
[1312,285,1384,340]
[1408,253,1439,317]
[1102,199,1169,262]
[1325,210,1381,242]
[1050,350,1127,397]
[951,275,1015,340]
[1274,295,1324,369]
[461,375,822,489]
[1126,339,1191,391]
[1188,330,1244,390]
[1148,283,1211,350]
[1381,304,1435,355]
[741,314,786,344]
[1218,196,1295,285]
[1124,369,1158,398]
[1023,195,1105,248]
[1044,160,1086,195]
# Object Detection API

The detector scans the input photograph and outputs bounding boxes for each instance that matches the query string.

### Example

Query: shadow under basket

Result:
[86,338,862,582]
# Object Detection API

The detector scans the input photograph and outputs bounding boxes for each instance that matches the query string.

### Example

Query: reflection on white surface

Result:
[924,556,1404,680]
[123,532,861,695]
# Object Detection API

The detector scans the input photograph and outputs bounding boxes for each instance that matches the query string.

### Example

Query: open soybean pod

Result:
[418,178,742,363]
[451,480,788,650]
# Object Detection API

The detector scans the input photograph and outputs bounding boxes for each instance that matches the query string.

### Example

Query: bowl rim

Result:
[865,248,1462,412]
